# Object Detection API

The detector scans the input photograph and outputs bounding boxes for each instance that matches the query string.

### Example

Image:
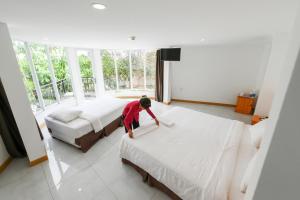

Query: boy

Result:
[122,96,159,138]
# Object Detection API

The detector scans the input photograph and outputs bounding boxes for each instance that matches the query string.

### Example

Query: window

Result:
[145,51,156,89]
[77,50,95,97]
[13,39,157,112]
[30,43,57,106]
[13,41,42,112]
[115,50,130,90]
[101,50,117,90]
[49,47,74,99]
[101,49,156,93]
[131,50,145,89]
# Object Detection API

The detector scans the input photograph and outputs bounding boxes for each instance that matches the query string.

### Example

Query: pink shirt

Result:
[122,100,156,130]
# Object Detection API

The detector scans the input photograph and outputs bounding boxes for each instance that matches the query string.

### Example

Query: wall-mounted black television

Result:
[160,48,181,61]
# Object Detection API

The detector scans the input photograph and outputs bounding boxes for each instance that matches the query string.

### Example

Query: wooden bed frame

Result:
[48,116,122,153]
[121,158,182,200]
[122,158,231,200]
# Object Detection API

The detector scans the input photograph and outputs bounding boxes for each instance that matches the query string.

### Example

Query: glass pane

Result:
[131,50,145,89]
[49,47,74,100]
[30,43,57,106]
[115,50,130,90]
[101,50,116,90]
[77,50,95,97]
[145,51,156,89]
[13,41,42,112]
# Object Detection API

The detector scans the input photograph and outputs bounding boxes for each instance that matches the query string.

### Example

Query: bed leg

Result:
[122,158,148,182]
[142,174,148,182]
[147,175,154,187]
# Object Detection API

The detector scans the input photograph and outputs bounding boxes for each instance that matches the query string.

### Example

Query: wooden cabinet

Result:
[235,96,257,114]
[251,115,262,125]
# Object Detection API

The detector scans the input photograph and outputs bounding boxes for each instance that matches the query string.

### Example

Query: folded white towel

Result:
[159,116,174,127]
[133,121,158,138]
[80,112,103,133]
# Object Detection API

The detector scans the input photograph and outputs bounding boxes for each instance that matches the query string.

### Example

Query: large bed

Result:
[45,96,127,152]
[120,106,249,200]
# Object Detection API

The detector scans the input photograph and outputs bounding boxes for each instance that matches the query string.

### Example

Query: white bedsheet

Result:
[77,96,127,128]
[158,115,175,127]
[79,112,103,132]
[45,96,127,146]
[120,107,245,200]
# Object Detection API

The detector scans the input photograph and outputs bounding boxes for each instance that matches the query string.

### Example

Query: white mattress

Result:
[45,96,127,146]
[120,106,245,200]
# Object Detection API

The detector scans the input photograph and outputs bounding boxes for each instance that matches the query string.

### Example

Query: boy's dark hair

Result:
[139,95,151,109]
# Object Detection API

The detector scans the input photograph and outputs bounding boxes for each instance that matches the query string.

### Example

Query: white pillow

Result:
[48,108,82,123]
[249,119,268,149]
[240,152,258,193]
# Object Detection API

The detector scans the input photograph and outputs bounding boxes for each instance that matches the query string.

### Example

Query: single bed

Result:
[45,96,127,152]
[120,106,246,200]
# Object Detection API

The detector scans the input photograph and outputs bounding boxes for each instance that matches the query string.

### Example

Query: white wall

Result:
[0,135,9,164]
[171,39,271,105]
[245,8,300,200]
[0,22,46,162]
[254,33,291,116]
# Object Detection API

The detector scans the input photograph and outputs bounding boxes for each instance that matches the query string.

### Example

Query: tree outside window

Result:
[131,50,145,89]
[13,41,40,110]
[101,50,116,90]
[115,50,130,90]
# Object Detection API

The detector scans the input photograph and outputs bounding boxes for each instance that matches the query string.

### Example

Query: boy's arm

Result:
[146,108,159,126]
[146,108,156,119]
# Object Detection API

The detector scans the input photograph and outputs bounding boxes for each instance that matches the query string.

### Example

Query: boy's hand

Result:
[128,129,134,139]
[155,119,159,126]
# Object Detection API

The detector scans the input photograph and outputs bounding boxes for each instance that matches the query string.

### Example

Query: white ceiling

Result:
[0,0,299,49]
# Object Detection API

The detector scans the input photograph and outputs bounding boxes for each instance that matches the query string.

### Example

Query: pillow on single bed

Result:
[240,152,259,193]
[249,119,268,149]
[48,108,82,123]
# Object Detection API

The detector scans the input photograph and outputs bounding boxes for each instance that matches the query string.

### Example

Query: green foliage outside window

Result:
[50,47,68,81]
[13,41,39,106]
[78,54,93,78]
[13,40,156,109]
[102,50,116,90]
[145,51,156,89]
[116,51,130,89]
[30,43,52,86]
[131,50,144,89]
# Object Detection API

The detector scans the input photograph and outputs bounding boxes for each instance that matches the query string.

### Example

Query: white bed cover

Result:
[120,106,245,200]
[45,96,127,145]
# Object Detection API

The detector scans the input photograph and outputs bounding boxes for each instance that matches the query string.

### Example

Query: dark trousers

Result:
[121,115,140,133]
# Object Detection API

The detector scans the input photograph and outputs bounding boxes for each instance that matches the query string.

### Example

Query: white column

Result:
[0,22,46,161]
[113,51,119,90]
[66,47,84,104]
[245,9,300,200]
[45,46,61,103]
[163,61,172,104]
[24,42,45,109]
[254,34,290,116]
[90,49,105,97]
[129,50,133,89]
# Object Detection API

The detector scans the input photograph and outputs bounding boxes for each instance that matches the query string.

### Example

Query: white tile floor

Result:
[0,101,251,200]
